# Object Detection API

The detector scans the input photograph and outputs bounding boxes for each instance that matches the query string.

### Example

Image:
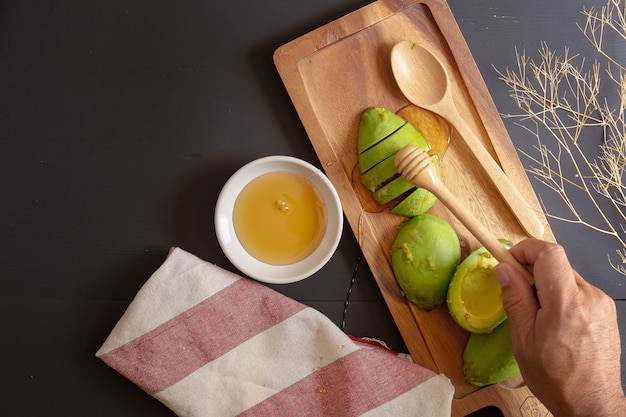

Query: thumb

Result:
[494,262,538,346]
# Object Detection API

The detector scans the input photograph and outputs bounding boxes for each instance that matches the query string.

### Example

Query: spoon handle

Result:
[447,113,544,239]
[430,180,535,285]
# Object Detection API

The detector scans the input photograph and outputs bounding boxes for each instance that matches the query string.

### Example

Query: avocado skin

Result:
[390,156,439,217]
[360,154,397,192]
[463,319,521,386]
[391,214,461,310]
[357,107,437,216]
[373,176,414,204]
[358,122,426,173]
[357,106,407,154]
[390,186,437,217]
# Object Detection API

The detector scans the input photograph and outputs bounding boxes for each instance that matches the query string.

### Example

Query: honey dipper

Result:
[394,144,534,285]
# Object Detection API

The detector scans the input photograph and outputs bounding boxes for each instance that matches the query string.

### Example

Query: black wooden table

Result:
[1,1,623,415]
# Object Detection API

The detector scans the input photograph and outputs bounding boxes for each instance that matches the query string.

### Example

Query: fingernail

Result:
[494,264,510,288]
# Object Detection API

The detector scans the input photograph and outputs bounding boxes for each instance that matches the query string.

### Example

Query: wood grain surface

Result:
[274,0,554,415]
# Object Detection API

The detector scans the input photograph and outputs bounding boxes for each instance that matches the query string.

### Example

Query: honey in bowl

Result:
[233,171,328,265]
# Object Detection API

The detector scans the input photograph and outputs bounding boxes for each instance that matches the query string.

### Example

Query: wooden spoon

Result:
[391,40,544,239]
[395,145,534,285]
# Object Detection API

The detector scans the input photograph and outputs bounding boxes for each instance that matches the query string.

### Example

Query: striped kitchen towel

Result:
[96,247,454,416]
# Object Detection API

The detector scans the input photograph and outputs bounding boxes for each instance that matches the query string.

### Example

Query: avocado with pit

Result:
[463,319,520,386]
[390,214,461,310]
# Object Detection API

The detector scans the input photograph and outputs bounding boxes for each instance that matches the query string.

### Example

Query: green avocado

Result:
[360,151,438,213]
[373,176,415,204]
[447,243,510,333]
[463,319,520,386]
[390,156,439,217]
[357,106,437,216]
[358,122,427,173]
[357,106,407,154]
[391,186,438,217]
[360,154,397,192]
[391,214,461,310]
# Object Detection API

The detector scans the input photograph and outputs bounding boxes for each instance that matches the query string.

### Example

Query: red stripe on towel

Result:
[99,278,306,394]
[240,348,436,416]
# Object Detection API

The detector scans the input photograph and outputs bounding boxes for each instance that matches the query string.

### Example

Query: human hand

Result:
[494,239,625,417]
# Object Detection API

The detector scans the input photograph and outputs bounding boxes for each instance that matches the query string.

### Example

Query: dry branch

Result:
[496,0,626,275]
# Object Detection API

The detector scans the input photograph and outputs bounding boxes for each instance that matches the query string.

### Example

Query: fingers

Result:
[493,239,577,356]
[507,239,580,310]
[494,262,538,349]
[494,239,626,415]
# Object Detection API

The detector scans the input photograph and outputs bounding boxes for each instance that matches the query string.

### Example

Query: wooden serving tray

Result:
[274,0,554,415]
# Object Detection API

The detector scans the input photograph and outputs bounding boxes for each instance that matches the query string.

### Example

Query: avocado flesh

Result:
[357,107,407,154]
[447,244,507,333]
[391,214,461,310]
[463,319,520,387]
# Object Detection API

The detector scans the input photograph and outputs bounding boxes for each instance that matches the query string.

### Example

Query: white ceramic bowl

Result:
[215,156,343,284]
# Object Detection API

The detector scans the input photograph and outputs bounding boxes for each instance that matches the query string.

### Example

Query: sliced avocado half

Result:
[357,106,437,217]
[357,106,407,154]
[358,122,426,173]
[360,154,397,192]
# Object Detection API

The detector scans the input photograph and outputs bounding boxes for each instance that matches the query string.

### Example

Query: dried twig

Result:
[496,0,626,275]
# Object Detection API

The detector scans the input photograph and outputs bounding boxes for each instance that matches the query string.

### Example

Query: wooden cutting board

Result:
[274,0,554,415]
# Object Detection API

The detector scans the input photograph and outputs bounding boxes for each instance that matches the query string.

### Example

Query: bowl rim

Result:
[214,155,343,284]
